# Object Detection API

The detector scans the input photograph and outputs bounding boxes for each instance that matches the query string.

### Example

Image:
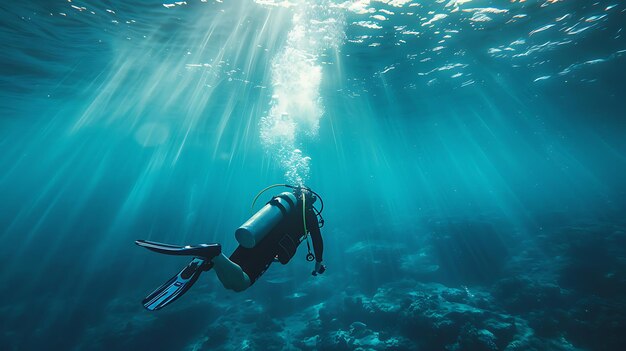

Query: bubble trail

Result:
[259,0,344,185]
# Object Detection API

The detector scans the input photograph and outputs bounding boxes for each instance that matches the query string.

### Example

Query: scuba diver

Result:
[135,184,326,310]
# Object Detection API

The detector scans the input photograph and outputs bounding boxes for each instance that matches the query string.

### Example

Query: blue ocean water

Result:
[1,0,625,350]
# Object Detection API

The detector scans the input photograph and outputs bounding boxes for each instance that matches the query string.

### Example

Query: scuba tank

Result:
[235,191,298,248]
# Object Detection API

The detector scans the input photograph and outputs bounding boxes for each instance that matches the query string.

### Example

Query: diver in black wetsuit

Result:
[215,187,325,291]
[136,185,326,310]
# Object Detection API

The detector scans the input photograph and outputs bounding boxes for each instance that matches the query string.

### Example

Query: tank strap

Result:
[269,197,288,216]
[276,193,296,209]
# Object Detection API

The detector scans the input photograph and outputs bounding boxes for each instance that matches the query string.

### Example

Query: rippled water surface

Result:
[1,1,625,350]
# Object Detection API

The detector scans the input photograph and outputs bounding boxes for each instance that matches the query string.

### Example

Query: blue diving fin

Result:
[141,257,212,311]
[136,240,221,311]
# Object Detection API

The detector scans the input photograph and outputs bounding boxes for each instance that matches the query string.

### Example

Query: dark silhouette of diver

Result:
[135,184,326,310]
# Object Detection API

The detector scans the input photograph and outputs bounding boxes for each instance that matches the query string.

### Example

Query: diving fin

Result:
[142,257,213,311]
[135,240,221,259]
[136,240,221,311]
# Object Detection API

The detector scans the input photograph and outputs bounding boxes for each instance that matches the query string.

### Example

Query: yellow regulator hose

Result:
[250,184,289,211]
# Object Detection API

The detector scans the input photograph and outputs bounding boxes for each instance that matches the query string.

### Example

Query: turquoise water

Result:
[1,1,626,350]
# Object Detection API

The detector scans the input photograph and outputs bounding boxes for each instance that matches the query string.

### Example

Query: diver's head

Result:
[294,186,316,207]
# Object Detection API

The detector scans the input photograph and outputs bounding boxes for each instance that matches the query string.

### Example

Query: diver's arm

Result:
[311,228,324,263]
[307,209,324,262]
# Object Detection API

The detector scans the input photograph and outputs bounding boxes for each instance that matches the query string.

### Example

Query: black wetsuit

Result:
[229,199,323,284]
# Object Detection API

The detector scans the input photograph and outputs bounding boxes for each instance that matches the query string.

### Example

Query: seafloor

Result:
[65,213,626,351]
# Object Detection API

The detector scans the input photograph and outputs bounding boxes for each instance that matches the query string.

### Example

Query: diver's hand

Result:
[312,261,326,276]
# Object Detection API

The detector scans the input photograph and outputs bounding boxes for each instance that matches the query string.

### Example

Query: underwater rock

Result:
[483,318,517,349]
[369,286,412,314]
[336,280,591,351]
[449,325,499,351]
[440,287,471,303]
[403,291,487,347]
[349,321,368,338]
[301,335,320,349]
[330,281,516,350]
[313,327,414,351]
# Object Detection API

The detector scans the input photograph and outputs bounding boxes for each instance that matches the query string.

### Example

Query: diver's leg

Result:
[212,253,251,292]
